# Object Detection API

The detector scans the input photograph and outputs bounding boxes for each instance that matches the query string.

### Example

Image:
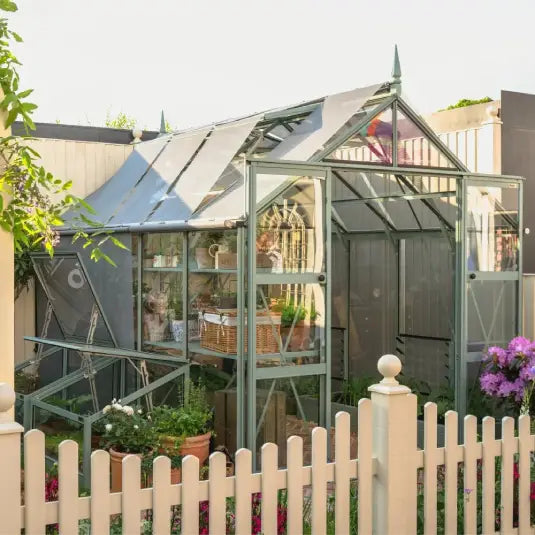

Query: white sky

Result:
[9,0,535,131]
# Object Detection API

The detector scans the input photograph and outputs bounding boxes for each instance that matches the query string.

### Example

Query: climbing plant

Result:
[0,0,124,297]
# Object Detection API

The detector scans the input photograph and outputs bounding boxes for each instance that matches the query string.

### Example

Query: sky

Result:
[8,0,535,131]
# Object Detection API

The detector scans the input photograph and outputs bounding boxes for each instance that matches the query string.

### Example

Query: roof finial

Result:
[391,44,402,95]
[159,110,167,135]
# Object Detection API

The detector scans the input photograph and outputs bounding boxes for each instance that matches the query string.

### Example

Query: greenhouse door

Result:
[459,178,522,415]
[246,161,331,464]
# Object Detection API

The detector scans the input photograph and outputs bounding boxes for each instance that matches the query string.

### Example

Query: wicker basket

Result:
[199,309,281,354]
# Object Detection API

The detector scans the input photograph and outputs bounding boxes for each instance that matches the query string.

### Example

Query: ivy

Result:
[0,2,125,295]
[440,96,493,111]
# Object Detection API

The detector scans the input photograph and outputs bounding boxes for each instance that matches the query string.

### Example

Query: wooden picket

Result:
[3,360,535,535]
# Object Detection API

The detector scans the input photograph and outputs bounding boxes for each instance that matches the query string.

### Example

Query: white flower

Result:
[105,424,113,432]
[111,398,116,404]
[122,405,134,416]
[112,403,122,411]
[147,415,152,421]
[133,424,139,430]
[102,405,111,414]
[137,409,143,415]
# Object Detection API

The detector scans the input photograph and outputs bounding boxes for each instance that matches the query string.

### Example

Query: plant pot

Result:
[281,322,311,352]
[109,448,150,493]
[195,248,214,269]
[159,432,211,481]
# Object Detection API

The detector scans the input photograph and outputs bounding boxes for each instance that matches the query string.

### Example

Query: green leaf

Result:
[10,30,22,42]
[110,235,129,250]
[0,0,18,12]
[5,106,18,127]
[77,197,97,215]
[17,88,33,99]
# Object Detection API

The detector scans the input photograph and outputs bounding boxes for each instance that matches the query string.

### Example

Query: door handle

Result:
[469,273,476,280]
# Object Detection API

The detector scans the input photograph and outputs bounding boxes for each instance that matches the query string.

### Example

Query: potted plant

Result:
[273,299,308,351]
[151,382,213,483]
[101,400,157,492]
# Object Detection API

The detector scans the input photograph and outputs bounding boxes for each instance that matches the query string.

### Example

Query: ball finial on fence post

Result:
[0,382,15,419]
[377,354,402,386]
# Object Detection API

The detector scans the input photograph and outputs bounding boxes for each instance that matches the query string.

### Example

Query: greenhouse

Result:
[15,58,524,480]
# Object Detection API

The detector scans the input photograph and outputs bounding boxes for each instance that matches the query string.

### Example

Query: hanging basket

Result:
[199,309,281,355]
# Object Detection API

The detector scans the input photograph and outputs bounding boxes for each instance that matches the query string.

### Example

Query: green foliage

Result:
[152,381,212,440]
[272,298,307,327]
[105,110,137,130]
[101,401,157,454]
[335,376,376,406]
[0,2,127,294]
[441,96,493,111]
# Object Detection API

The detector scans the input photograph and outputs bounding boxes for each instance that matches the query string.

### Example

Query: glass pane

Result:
[397,109,455,168]
[189,230,238,271]
[32,255,114,345]
[255,283,325,363]
[466,184,520,272]
[255,376,324,467]
[256,175,325,273]
[467,279,518,350]
[142,233,184,354]
[327,106,393,164]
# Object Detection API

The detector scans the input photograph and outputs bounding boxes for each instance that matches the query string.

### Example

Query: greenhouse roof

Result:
[63,82,389,229]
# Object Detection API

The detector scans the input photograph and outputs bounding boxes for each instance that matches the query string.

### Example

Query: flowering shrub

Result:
[101,400,157,454]
[480,336,535,414]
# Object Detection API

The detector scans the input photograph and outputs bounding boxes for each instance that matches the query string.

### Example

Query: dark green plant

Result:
[335,376,377,406]
[272,299,307,327]
[152,381,212,440]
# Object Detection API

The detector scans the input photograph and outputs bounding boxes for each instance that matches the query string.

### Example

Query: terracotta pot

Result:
[282,322,311,351]
[109,448,149,493]
[159,432,211,481]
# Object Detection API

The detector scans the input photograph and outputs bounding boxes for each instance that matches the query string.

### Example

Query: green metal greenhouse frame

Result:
[16,50,524,479]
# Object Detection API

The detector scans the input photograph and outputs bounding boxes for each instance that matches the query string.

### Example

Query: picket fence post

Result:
[369,354,417,535]
[0,383,23,533]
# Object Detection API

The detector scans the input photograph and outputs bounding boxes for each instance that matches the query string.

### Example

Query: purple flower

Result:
[509,336,533,353]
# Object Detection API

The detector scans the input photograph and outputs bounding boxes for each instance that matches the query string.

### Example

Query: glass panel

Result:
[32,255,114,345]
[397,108,456,168]
[256,175,325,273]
[142,233,184,354]
[255,284,324,363]
[189,231,238,272]
[255,376,323,467]
[466,184,520,272]
[467,279,517,350]
[327,106,393,164]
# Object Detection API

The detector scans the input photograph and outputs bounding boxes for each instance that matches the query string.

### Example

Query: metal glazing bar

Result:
[255,363,327,381]
[32,398,84,424]
[331,191,457,204]
[236,225,245,449]
[392,99,398,167]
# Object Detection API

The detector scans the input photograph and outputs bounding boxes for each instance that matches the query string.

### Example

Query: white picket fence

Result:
[1,354,534,534]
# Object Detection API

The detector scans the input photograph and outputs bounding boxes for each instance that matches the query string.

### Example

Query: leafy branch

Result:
[0,1,126,296]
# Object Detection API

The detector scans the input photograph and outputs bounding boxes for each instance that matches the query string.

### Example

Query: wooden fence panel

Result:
[152,455,171,535]
[357,398,372,535]
[423,402,438,535]
[286,435,303,535]
[463,415,477,535]
[58,440,79,535]
[182,455,200,535]
[518,414,531,535]
[334,411,350,535]
[90,450,110,534]
[500,417,515,534]
[261,442,278,535]
[234,448,252,535]
[482,416,496,535]
[310,426,327,534]
[208,452,227,534]
[121,455,141,535]
[24,430,47,534]
[444,410,458,535]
